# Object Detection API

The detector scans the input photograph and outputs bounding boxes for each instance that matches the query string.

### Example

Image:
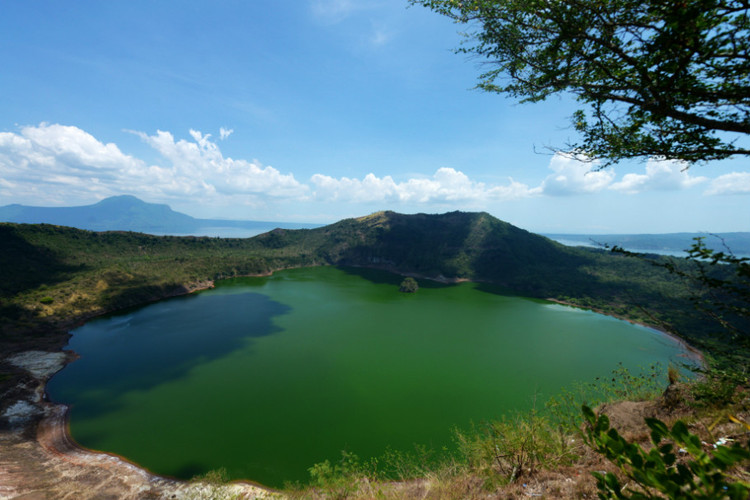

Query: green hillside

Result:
[248,211,706,336]
[1,211,745,362]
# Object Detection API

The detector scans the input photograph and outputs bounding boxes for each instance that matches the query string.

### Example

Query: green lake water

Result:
[47,266,693,487]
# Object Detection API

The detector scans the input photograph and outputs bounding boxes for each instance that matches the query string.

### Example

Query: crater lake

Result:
[46,266,694,487]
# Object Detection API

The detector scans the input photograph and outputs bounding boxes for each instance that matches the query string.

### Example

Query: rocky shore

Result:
[0,348,279,499]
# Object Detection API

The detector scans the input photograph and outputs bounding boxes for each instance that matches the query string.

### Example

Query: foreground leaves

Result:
[582,405,750,499]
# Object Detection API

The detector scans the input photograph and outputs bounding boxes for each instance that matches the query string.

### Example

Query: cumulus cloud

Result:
[536,153,615,195]
[610,158,707,194]
[704,172,750,195]
[130,128,307,198]
[5,122,744,220]
[0,123,146,203]
[0,125,537,209]
[0,123,306,207]
[311,172,399,202]
[310,167,534,203]
[0,123,142,176]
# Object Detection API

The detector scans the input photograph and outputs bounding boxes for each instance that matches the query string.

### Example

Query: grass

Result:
[282,361,750,499]
[285,364,696,499]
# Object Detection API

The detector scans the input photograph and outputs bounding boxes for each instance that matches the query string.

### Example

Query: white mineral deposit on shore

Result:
[2,400,42,428]
[8,351,69,379]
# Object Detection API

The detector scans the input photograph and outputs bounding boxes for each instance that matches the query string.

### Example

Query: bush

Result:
[399,277,419,293]
[582,405,750,499]
[307,451,363,499]
[690,366,750,410]
[455,408,574,486]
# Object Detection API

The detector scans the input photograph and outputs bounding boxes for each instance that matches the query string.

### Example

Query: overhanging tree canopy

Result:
[412,0,750,166]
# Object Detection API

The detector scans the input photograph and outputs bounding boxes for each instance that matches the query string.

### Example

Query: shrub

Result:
[399,277,419,293]
[455,408,574,486]
[307,451,363,499]
[690,366,750,410]
[191,467,229,484]
[582,405,750,499]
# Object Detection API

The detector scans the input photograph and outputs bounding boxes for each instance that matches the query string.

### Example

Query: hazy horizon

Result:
[6,195,750,243]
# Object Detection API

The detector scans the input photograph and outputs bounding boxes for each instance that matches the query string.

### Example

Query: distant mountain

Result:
[545,232,750,256]
[0,196,318,234]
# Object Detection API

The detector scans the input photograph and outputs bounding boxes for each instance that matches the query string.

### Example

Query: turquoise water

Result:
[47,266,691,487]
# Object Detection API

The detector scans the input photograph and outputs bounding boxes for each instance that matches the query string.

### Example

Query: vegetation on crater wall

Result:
[2,211,746,364]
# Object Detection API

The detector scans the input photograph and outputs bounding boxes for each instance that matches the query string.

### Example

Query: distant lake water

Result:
[549,238,691,257]
[150,226,283,238]
[549,237,750,259]
[47,266,693,487]
[149,223,324,238]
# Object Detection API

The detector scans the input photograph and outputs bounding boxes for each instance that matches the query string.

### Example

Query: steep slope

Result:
[250,210,585,289]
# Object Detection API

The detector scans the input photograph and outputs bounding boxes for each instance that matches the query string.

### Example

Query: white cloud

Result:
[704,172,750,195]
[311,172,399,202]
[131,128,307,198]
[0,123,142,176]
[310,167,534,203]
[0,123,146,203]
[536,153,615,196]
[5,123,744,223]
[0,123,306,208]
[610,158,707,194]
[219,127,233,140]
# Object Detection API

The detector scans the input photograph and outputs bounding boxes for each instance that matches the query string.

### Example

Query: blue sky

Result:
[1,0,749,233]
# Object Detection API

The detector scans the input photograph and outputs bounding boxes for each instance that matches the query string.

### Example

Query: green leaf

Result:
[645,418,669,443]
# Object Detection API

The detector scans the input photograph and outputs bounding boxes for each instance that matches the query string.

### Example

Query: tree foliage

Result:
[666,238,750,341]
[411,0,750,165]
